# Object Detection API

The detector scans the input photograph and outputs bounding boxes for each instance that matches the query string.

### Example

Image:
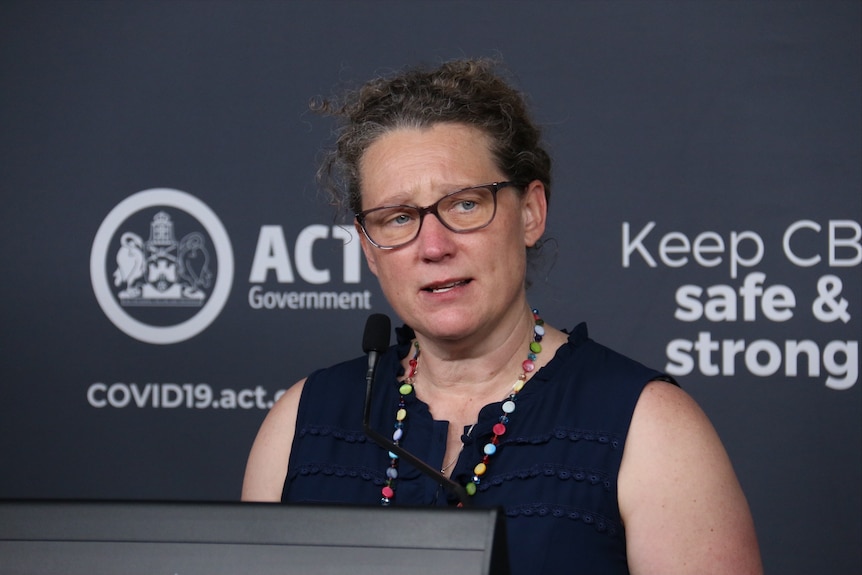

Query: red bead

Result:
[493,423,507,436]
[382,486,394,498]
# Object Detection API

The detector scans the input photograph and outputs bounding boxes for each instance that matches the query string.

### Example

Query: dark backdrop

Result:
[1,1,859,573]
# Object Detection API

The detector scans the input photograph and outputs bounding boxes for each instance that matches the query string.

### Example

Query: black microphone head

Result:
[362,313,391,353]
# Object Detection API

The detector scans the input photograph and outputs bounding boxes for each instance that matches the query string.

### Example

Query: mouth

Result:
[422,279,472,294]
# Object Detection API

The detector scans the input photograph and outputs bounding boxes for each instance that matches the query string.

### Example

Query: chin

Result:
[414,312,481,341]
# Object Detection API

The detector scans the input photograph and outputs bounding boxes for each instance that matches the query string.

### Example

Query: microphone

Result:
[363,312,391,370]
[361,314,470,506]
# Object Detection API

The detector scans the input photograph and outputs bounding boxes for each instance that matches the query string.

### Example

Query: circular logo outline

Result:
[90,189,234,344]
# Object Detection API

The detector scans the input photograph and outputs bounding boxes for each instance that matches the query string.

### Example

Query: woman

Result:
[242,59,762,574]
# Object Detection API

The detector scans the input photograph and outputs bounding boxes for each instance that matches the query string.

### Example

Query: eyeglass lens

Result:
[361,185,497,248]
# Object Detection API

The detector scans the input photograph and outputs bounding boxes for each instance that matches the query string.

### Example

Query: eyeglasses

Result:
[355,181,522,249]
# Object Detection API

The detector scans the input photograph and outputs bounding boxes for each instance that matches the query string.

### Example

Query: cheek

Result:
[501,235,530,275]
[481,235,526,278]
[368,254,408,299]
[359,236,380,277]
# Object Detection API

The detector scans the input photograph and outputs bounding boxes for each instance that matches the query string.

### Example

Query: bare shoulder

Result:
[240,378,306,502]
[619,380,763,575]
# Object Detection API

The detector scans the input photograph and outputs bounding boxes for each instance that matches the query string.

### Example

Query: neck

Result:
[411,305,538,400]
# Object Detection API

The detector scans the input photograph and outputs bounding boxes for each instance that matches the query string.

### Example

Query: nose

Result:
[415,209,456,261]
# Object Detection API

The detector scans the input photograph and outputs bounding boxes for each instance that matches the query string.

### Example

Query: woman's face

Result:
[357,122,547,344]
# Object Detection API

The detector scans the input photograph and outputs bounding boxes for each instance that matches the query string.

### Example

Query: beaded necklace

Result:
[380,309,545,506]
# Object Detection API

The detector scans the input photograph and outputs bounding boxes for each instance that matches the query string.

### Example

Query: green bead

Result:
[399,383,414,395]
[466,482,477,496]
[530,341,542,354]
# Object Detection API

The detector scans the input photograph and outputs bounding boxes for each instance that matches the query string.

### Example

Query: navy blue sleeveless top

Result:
[283,323,668,575]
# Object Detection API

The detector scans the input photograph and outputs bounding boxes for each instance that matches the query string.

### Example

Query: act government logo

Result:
[90,189,234,344]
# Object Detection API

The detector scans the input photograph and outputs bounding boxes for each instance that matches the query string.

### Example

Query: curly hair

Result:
[312,58,552,216]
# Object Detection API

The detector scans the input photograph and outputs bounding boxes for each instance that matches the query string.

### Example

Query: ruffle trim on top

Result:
[504,502,622,538]
[475,463,612,494]
[501,427,622,450]
[292,461,386,486]
[298,424,369,444]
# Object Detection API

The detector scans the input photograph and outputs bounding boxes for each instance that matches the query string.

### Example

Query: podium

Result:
[0,500,510,575]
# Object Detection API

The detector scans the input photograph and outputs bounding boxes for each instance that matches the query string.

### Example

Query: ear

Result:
[521,180,548,247]
[356,221,380,277]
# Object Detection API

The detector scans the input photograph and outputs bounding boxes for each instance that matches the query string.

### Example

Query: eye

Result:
[378,207,416,228]
[444,188,487,214]
[454,199,478,212]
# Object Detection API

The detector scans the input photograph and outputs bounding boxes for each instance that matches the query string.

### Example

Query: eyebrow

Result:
[366,186,454,209]
[372,181,492,209]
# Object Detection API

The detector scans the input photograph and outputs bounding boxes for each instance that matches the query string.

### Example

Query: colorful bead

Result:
[381,343,420,505]
[380,309,544,505]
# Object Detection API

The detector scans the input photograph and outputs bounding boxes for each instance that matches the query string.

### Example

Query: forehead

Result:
[358,123,499,207]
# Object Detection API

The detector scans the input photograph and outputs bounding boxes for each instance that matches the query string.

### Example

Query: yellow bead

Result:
[474,462,487,476]
[396,408,407,421]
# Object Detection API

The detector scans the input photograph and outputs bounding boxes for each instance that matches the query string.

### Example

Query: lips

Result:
[422,279,471,294]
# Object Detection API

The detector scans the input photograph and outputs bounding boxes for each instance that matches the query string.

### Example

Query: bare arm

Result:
[241,378,306,502]
[619,380,763,575]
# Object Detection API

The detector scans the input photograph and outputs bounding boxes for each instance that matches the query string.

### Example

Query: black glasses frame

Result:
[355,181,521,249]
